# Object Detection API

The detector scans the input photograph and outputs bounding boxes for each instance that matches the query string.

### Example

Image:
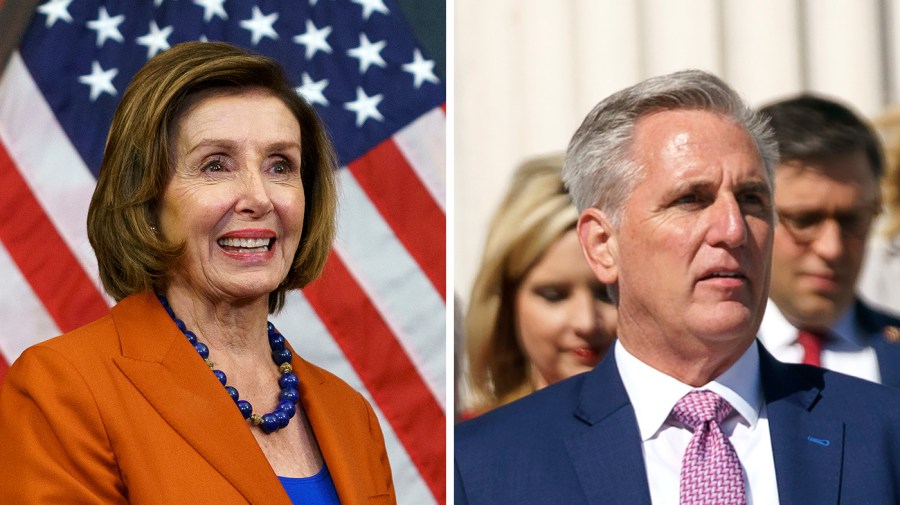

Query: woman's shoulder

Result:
[11,291,164,378]
[19,311,118,363]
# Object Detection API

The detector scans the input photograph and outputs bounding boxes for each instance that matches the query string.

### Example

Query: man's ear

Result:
[577,208,618,285]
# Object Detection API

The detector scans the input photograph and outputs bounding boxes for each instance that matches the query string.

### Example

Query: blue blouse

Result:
[278,464,341,504]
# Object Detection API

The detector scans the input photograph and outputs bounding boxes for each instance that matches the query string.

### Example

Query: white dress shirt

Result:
[758,301,880,383]
[615,341,780,505]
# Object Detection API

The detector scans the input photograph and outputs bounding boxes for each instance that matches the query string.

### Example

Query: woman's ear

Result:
[577,208,618,285]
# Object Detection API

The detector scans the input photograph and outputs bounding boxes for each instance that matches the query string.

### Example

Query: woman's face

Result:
[159,88,305,305]
[514,229,617,390]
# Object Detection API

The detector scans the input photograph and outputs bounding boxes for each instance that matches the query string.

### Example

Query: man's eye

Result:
[789,214,822,229]
[673,193,706,207]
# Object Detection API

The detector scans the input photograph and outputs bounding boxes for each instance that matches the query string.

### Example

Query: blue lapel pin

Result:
[807,435,830,446]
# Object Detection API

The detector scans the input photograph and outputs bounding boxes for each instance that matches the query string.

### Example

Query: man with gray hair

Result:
[454,69,900,504]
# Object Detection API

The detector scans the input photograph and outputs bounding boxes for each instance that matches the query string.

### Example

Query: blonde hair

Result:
[465,154,579,413]
[87,42,337,313]
[876,107,900,237]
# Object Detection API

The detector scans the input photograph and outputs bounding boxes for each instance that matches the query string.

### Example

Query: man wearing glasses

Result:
[757,95,900,387]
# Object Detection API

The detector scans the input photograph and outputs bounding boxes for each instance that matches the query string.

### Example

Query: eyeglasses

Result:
[776,205,880,243]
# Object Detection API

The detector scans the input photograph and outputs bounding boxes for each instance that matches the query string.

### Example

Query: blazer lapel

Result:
[564,352,653,505]
[111,292,290,505]
[760,344,843,505]
[291,358,372,504]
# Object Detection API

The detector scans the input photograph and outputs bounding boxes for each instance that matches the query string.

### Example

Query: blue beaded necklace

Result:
[157,294,300,434]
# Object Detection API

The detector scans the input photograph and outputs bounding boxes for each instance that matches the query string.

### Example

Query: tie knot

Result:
[672,390,733,429]
[797,328,828,345]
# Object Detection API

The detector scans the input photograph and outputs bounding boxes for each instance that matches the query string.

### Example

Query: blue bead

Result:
[225,386,239,403]
[183,330,197,344]
[268,332,286,351]
[157,294,169,307]
[267,321,276,333]
[271,348,292,365]
[213,369,227,385]
[278,372,299,390]
[260,413,280,433]
[193,342,209,359]
[173,318,187,332]
[276,400,296,418]
[279,387,299,404]
[274,411,290,429]
[237,400,253,419]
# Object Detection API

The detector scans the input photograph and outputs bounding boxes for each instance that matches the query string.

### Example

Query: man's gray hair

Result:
[562,69,778,226]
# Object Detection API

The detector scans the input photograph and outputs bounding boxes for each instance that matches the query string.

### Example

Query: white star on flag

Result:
[402,49,439,89]
[86,6,125,48]
[37,0,74,28]
[347,33,387,74]
[194,0,228,22]
[351,0,389,20]
[344,86,384,127]
[296,73,329,106]
[293,20,333,60]
[78,61,118,101]
[240,6,279,46]
[136,21,174,59]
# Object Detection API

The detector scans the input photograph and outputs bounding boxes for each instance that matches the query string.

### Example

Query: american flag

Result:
[0,0,446,503]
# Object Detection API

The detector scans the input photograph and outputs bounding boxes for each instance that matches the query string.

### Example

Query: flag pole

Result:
[0,0,40,73]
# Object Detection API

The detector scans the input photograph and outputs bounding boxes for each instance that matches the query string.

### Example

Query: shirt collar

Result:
[615,339,762,442]
[761,299,864,347]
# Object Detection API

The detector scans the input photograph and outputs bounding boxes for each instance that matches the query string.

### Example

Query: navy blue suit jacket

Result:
[855,299,900,388]
[455,341,900,504]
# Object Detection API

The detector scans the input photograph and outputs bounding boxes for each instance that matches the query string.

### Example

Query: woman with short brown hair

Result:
[0,41,394,504]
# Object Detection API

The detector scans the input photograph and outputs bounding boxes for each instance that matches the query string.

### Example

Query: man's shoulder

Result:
[767,354,900,413]
[855,297,900,332]
[457,371,589,443]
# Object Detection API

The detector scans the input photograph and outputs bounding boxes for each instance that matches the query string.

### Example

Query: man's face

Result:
[770,152,880,329]
[590,109,773,355]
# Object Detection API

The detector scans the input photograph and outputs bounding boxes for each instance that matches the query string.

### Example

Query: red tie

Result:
[796,329,826,367]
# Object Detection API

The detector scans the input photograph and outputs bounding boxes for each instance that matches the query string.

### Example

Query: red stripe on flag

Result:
[303,253,445,503]
[348,140,446,299]
[0,141,109,332]
[0,354,8,385]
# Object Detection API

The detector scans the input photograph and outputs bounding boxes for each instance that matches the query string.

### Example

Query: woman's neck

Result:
[162,284,271,356]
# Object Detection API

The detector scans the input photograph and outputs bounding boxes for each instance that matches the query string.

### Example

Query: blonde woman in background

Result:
[462,154,617,417]
[860,108,900,317]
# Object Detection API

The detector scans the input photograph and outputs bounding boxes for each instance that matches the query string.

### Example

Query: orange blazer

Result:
[0,292,395,504]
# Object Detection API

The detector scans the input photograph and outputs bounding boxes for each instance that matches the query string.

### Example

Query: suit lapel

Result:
[564,352,653,505]
[111,292,291,504]
[292,358,371,504]
[760,344,843,505]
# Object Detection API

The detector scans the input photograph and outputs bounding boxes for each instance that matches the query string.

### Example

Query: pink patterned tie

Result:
[672,390,746,505]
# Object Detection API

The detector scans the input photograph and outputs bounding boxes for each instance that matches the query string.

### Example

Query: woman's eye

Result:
[535,287,567,302]
[271,159,295,175]
[203,160,224,172]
